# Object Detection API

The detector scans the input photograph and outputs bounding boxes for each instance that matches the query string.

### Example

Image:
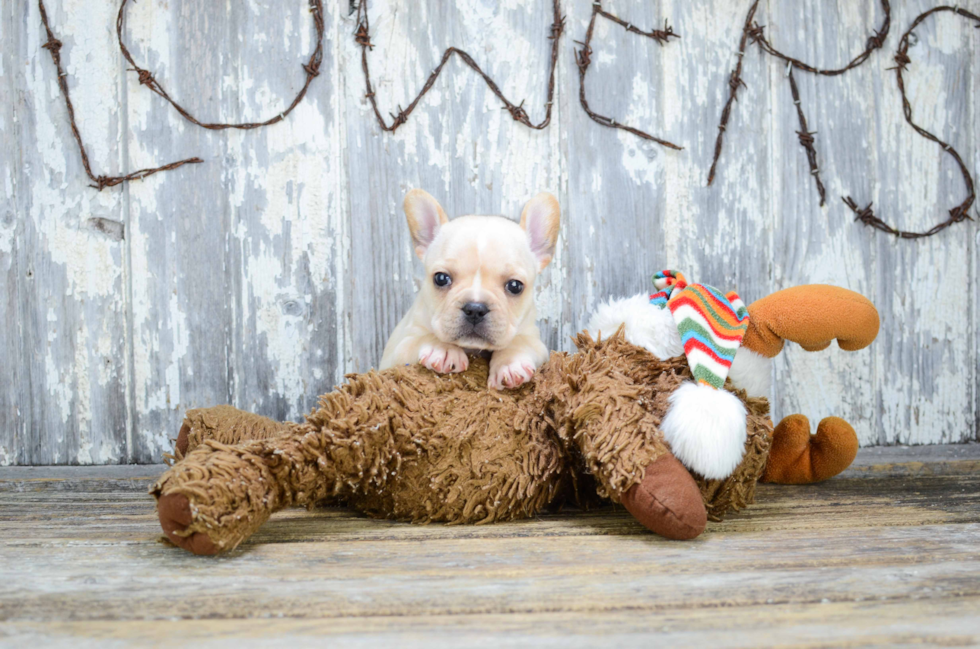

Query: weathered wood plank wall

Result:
[1,0,977,464]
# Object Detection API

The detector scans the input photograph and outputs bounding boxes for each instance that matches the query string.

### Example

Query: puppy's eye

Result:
[433,272,452,288]
[505,279,524,295]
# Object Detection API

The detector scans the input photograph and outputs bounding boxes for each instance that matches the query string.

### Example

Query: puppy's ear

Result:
[404,189,449,259]
[520,192,560,271]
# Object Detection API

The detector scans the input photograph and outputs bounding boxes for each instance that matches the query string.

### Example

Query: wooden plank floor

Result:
[1,445,979,648]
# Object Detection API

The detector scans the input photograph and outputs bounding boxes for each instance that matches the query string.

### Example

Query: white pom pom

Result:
[660,382,747,480]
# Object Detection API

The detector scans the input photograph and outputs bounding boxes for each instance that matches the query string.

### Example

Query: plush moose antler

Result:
[740,285,879,484]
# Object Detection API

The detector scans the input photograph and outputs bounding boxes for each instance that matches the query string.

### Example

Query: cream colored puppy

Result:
[380,189,560,390]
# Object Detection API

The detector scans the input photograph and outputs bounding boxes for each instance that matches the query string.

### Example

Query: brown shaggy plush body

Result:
[152,284,881,555]
[153,332,771,554]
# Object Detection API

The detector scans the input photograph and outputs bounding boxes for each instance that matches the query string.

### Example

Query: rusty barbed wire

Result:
[41,0,977,237]
[116,0,325,131]
[708,0,891,195]
[843,5,978,239]
[574,0,682,150]
[36,0,202,191]
[354,0,564,132]
[787,69,826,206]
[706,0,762,187]
[754,1,892,76]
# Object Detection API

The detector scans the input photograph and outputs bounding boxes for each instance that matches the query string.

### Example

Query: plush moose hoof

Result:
[621,454,707,540]
[157,494,220,556]
[762,414,859,484]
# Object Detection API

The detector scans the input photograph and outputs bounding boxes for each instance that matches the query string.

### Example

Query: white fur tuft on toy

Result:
[587,293,682,360]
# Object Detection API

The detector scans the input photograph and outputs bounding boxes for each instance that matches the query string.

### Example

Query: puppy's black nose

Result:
[462,302,490,324]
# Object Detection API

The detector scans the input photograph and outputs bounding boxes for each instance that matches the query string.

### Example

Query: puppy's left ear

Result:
[520,192,560,271]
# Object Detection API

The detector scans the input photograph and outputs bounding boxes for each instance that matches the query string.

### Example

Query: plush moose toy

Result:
[153,276,879,555]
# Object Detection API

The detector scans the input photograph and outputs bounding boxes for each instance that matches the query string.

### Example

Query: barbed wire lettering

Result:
[353,0,564,133]
[36,0,977,240]
[116,0,325,131]
[37,0,202,191]
[708,0,891,202]
[844,6,978,239]
[574,0,682,150]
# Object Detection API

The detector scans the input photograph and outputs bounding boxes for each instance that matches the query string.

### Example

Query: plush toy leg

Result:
[761,414,859,484]
[155,440,284,554]
[562,369,707,539]
[174,405,291,459]
[154,409,400,554]
[621,454,707,539]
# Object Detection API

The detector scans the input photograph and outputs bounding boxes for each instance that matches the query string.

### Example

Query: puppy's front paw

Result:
[488,355,537,390]
[419,342,469,374]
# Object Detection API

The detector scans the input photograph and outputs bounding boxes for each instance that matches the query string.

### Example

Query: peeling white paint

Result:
[3,0,978,464]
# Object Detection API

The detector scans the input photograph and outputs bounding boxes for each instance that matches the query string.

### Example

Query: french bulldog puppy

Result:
[380,189,560,390]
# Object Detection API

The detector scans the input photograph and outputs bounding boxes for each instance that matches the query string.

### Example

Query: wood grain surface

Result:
[1,0,978,464]
[1,446,979,646]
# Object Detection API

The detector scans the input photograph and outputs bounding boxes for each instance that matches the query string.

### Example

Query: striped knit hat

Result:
[649,270,749,390]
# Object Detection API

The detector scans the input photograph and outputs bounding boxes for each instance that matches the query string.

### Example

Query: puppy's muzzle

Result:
[462,302,490,325]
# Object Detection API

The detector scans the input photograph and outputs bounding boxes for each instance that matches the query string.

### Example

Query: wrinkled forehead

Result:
[426,215,536,276]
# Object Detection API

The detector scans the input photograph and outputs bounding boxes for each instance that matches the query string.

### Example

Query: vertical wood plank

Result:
[764,0,879,443]
[870,3,976,445]
[0,0,20,465]
[561,0,668,337]
[123,0,241,461]
[220,0,346,423]
[1,0,130,464]
[123,0,346,461]
[974,6,980,445]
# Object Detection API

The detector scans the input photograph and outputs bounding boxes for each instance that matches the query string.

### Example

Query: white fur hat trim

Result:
[587,294,683,360]
[728,347,773,398]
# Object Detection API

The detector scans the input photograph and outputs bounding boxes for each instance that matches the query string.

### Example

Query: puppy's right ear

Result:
[404,189,449,259]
